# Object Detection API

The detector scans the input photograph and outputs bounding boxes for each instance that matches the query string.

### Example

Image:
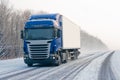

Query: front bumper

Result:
[24,54,56,64]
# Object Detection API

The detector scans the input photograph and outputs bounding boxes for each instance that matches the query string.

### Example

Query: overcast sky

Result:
[9,0,120,50]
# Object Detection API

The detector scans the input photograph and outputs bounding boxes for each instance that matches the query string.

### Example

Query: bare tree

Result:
[0,0,12,59]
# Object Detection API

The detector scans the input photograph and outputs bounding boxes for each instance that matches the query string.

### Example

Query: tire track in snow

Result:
[27,51,108,80]
[60,51,108,80]
[7,67,51,80]
[0,51,109,80]
[98,51,116,80]
[0,67,38,80]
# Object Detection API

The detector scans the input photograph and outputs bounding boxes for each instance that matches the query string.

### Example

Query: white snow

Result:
[74,52,110,80]
[0,50,120,80]
[111,50,120,80]
[0,58,27,75]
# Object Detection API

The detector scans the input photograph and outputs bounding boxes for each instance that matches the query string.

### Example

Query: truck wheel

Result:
[75,50,80,59]
[64,53,68,63]
[75,53,78,59]
[71,57,75,60]
[27,63,33,67]
[55,56,61,66]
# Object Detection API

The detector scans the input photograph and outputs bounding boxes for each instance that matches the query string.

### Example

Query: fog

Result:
[9,0,120,50]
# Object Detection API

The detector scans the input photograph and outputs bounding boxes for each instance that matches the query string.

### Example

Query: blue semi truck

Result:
[21,13,80,66]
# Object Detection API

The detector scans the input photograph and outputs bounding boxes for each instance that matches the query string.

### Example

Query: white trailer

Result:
[62,16,81,49]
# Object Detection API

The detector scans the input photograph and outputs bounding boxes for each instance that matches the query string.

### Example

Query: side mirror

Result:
[21,30,24,39]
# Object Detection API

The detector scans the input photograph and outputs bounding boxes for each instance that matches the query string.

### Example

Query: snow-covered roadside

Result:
[74,51,110,80]
[0,50,114,80]
[79,50,107,58]
[0,51,96,75]
[0,58,27,75]
[111,50,120,80]
[0,51,99,76]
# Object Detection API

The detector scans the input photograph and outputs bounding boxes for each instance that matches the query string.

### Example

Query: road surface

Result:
[0,50,119,80]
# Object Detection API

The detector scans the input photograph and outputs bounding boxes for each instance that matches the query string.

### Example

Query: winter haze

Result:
[1,1,120,80]
[9,0,120,50]
[0,0,107,59]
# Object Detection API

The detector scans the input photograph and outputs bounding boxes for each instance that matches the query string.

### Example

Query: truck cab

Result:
[21,14,80,66]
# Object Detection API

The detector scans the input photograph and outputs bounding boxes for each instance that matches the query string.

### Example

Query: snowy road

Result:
[0,50,120,80]
[98,51,116,80]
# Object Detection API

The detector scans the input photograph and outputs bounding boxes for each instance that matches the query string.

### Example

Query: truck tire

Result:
[54,55,61,66]
[71,56,75,60]
[75,52,78,59]
[75,50,80,59]
[71,54,76,60]
[27,63,33,67]
[64,53,68,63]
[71,50,79,60]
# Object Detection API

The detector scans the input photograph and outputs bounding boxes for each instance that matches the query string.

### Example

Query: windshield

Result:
[25,28,54,40]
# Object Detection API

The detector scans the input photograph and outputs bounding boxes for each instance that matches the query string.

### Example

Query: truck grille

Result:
[29,44,49,59]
